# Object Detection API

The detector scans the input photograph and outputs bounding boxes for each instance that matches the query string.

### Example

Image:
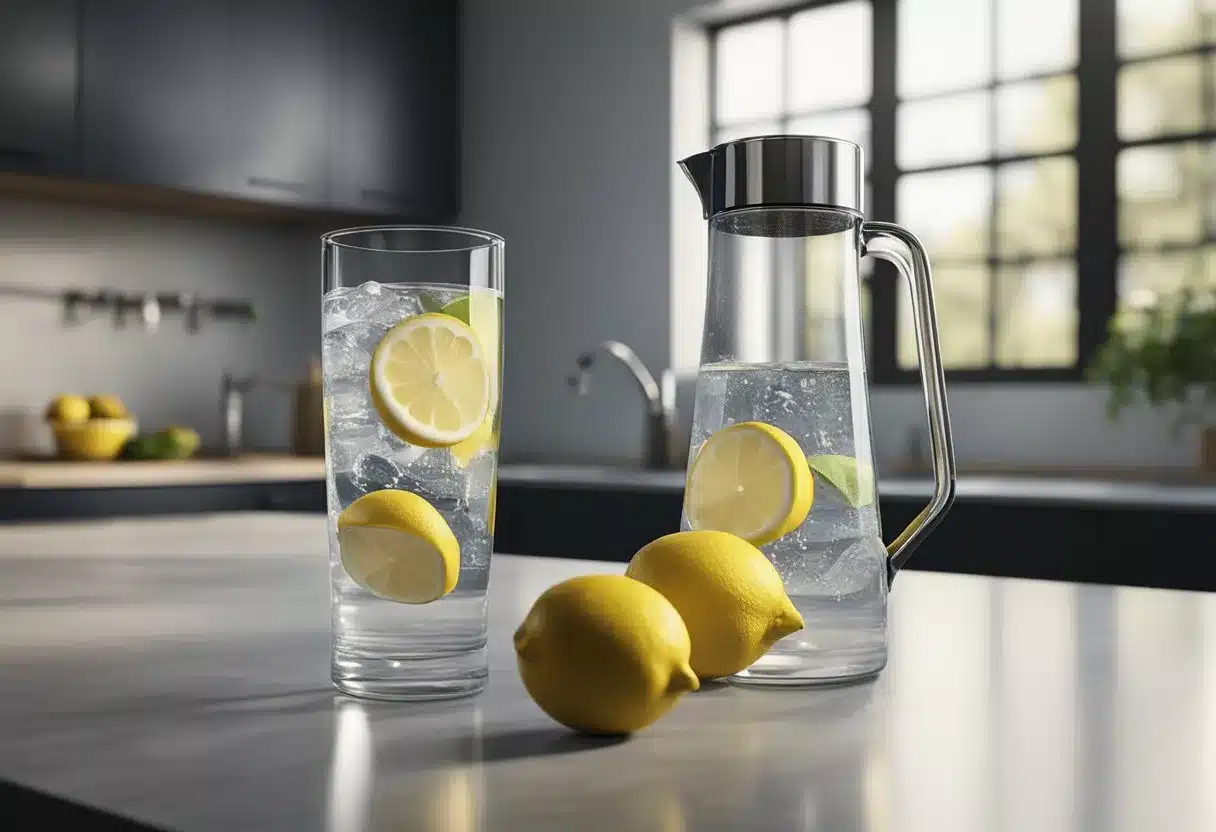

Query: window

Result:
[702,0,1216,382]
[1115,0,1216,314]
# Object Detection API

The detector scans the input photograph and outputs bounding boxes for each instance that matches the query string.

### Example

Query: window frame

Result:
[706,0,1213,384]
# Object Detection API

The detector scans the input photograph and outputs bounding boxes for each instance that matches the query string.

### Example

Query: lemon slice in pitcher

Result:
[369,313,491,448]
[684,422,814,546]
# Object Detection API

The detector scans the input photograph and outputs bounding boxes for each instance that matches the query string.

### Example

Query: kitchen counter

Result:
[1,513,1213,831]
[3,456,1213,511]
[0,454,324,489]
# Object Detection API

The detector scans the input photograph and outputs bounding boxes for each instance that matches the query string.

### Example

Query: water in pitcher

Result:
[685,360,887,683]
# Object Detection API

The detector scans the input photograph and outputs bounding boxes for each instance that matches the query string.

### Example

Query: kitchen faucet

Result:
[220,372,292,456]
[567,341,678,469]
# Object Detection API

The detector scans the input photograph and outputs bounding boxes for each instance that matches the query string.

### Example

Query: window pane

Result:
[997,156,1077,257]
[715,121,782,145]
[898,264,990,369]
[898,167,993,259]
[898,91,991,169]
[716,20,784,124]
[789,1,872,111]
[1118,142,1211,247]
[898,0,991,97]
[998,0,1077,79]
[1117,0,1203,59]
[996,76,1077,155]
[789,109,870,166]
[995,260,1077,367]
[1119,248,1216,311]
[1118,55,1205,141]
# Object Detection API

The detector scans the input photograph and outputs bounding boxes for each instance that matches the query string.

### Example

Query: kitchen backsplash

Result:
[0,195,322,454]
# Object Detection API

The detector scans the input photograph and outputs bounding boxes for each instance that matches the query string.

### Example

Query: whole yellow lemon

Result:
[514,574,698,734]
[627,530,804,679]
[45,395,91,425]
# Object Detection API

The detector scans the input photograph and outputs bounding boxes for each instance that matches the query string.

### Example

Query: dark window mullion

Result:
[899,149,1077,177]
[1077,0,1119,371]
[870,0,899,382]
[1118,41,1214,68]
[988,1,1000,368]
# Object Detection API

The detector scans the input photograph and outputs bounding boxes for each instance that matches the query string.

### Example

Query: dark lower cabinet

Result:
[0,0,77,174]
[330,0,461,218]
[79,0,231,194]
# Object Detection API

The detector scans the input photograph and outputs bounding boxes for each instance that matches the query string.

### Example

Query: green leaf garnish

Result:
[807,454,875,508]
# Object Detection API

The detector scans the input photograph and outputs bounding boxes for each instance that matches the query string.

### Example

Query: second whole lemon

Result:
[626,530,804,680]
[87,394,129,419]
[514,574,699,734]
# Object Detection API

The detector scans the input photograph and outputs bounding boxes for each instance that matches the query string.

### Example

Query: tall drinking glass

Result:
[322,226,504,700]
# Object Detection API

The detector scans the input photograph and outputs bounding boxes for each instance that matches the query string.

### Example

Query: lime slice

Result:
[337,490,460,604]
[369,313,491,448]
[684,422,814,546]
[806,454,875,508]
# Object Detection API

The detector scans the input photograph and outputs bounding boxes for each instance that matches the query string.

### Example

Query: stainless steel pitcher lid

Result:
[679,135,864,219]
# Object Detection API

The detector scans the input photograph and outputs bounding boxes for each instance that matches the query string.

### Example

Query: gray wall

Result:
[0,196,320,454]
[462,0,696,465]
[463,0,1205,470]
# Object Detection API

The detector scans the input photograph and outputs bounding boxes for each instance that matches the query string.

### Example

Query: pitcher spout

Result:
[678,151,713,219]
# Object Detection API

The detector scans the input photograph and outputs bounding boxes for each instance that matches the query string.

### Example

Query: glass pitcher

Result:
[679,135,956,686]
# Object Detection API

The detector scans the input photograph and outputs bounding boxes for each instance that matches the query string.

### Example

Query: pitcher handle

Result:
[861,223,957,585]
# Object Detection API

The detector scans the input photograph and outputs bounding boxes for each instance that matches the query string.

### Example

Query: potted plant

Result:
[1089,286,1216,471]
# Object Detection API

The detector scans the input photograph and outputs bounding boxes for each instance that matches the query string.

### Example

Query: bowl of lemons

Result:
[45,394,137,461]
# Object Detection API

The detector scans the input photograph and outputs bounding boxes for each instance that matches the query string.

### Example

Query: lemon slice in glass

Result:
[337,490,460,604]
[370,313,490,448]
[684,421,814,546]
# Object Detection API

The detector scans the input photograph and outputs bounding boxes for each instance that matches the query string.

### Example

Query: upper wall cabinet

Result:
[0,0,78,175]
[1,0,459,218]
[78,0,231,195]
[228,0,329,207]
[330,0,461,218]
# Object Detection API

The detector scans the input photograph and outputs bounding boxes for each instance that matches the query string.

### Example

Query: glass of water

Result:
[322,226,504,701]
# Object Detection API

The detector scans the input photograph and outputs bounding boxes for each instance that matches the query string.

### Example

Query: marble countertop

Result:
[1,513,1213,831]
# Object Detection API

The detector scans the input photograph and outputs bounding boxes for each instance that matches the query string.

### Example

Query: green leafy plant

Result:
[1088,287,1216,435]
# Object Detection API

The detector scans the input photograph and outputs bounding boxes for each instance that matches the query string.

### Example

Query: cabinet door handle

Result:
[247,176,309,195]
[360,187,404,203]
[0,148,44,165]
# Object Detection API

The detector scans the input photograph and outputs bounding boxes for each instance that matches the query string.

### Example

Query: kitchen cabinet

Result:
[228,0,329,207]
[0,0,77,174]
[8,0,460,216]
[330,0,461,218]
[78,0,230,194]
